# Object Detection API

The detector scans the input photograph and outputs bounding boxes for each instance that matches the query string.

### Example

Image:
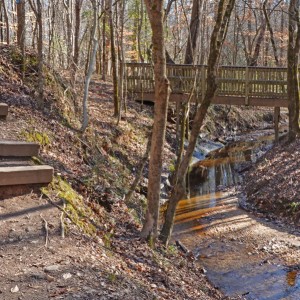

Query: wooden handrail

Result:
[124,62,288,102]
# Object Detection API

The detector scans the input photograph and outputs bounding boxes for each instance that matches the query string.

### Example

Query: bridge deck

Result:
[125,63,289,108]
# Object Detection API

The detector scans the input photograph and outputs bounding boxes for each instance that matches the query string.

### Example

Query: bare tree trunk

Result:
[36,0,43,107]
[248,12,266,67]
[140,0,170,242]
[16,0,26,79]
[263,0,280,66]
[102,0,107,81]
[184,0,204,65]
[0,2,3,43]
[48,1,55,65]
[137,0,145,62]
[81,0,98,131]
[108,0,119,117]
[16,0,25,52]
[160,0,236,246]
[29,0,44,107]
[72,0,82,84]
[63,0,73,68]
[287,0,300,141]
[117,0,126,122]
[1,0,9,44]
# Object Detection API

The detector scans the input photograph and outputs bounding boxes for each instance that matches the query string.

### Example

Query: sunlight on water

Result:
[172,133,300,299]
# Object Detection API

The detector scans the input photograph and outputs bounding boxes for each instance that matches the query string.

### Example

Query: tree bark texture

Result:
[287,0,300,141]
[160,0,236,246]
[1,0,9,44]
[81,0,98,131]
[70,0,82,87]
[108,0,119,117]
[263,0,280,66]
[141,0,170,241]
[16,0,25,52]
[184,0,204,65]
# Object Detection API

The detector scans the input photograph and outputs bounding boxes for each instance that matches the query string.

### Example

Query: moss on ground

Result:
[42,176,98,236]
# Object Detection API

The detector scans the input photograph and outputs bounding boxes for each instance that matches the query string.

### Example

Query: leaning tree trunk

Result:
[184,0,204,65]
[287,0,300,141]
[263,0,280,66]
[140,0,170,242]
[160,0,236,246]
[248,20,266,66]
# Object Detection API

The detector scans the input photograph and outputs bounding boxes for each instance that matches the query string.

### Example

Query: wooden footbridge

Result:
[125,63,288,108]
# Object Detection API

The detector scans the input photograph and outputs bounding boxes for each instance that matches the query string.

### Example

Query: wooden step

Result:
[0,103,8,118]
[0,141,40,157]
[0,158,32,167]
[0,165,53,186]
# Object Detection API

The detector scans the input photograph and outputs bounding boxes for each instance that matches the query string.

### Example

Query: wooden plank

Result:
[274,107,280,143]
[213,96,289,107]
[0,103,8,118]
[134,92,289,107]
[0,141,40,157]
[125,63,290,107]
[0,165,53,186]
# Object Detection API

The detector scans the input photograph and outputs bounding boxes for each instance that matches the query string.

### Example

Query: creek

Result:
[172,128,300,300]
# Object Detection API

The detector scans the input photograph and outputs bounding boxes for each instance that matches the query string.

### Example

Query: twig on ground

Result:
[42,193,77,227]
[42,192,103,231]
[40,214,49,247]
[61,199,66,238]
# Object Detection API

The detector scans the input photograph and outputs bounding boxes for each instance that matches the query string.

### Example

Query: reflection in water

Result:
[172,133,300,299]
[287,270,298,287]
[189,138,273,197]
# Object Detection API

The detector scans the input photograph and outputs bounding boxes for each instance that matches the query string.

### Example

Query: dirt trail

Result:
[173,189,300,299]
[0,90,225,299]
[0,192,109,300]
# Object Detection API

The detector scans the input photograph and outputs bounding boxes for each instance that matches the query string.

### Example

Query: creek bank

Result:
[0,45,227,300]
[242,136,300,227]
[189,126,282,191]
[157,114,285,204]
[171,127,300,299]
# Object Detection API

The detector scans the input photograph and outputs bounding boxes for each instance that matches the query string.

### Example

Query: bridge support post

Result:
[274,107,280,143]
[245,66,249,106]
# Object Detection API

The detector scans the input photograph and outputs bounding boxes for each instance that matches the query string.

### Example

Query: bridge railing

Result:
[125,63,288,101]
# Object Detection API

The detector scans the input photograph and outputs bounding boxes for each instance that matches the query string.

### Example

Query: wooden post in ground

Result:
[245,66,249,106]
[274,107,280,143]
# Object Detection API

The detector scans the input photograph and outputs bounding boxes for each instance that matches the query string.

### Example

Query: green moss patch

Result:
[42,176,98,236]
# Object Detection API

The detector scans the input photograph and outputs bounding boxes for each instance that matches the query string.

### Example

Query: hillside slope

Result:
[0,45,229,300]
[243,138,300,226]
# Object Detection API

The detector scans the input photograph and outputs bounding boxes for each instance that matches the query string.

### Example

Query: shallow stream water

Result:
[172,130,300,300]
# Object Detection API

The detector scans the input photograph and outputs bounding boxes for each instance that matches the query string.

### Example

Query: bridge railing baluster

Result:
[123,62,288,106]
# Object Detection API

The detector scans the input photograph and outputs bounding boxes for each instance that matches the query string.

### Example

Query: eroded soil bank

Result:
[173,129,300,300]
